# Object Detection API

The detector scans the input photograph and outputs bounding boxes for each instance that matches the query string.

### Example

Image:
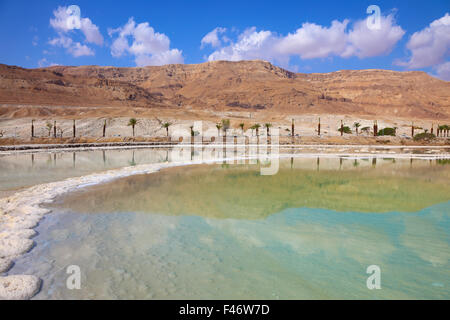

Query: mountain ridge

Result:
[1,60,449,120]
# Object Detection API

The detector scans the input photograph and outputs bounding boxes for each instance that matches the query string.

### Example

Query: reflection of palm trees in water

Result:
[129,151,136,166]
[372,157,377,167]
[102,150,106,166]
[234,136,237,161]
[222,139,227,164]
[222,145,226,164]
[31,154,34,167]
[73,152,76,168]
[317,157,320,171]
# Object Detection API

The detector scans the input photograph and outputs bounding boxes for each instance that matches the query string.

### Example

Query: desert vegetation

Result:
[128,118,137,137]
[414,132,436,141]
[264,123,272,136]
[0,116,449,147]
[377,127,396,136]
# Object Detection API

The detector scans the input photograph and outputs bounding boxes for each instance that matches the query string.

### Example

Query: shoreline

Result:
[1,151,450,299]
[0,141,449,155]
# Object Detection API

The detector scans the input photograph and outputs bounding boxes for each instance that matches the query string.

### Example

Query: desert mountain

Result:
[0,60,449,120]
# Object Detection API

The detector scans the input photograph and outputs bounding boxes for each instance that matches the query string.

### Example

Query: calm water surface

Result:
[2,148,450,299]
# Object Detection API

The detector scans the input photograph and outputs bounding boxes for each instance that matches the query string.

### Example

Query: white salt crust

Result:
[0,275,41,300]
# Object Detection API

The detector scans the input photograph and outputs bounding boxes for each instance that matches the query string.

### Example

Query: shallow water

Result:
[6,154,450,299]
[0,148,172,191]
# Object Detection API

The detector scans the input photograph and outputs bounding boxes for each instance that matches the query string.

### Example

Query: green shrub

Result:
[377,127,396,136]
[413,132,436,141]
[338,126,352,134]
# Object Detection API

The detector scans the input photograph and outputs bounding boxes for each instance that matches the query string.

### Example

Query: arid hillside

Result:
[0,60,449,120]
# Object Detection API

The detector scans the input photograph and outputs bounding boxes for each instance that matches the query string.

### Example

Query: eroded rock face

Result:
[0,60,449,119]
[0,275,41,300]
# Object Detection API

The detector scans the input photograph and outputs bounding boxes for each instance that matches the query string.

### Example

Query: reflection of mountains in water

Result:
[57,157,450,217]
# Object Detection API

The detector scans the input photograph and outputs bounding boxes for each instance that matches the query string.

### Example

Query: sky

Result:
[0,0,449,79]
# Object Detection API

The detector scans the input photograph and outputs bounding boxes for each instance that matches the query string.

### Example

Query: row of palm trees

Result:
[25,118,450,139]
[214,120,274,137]
[137,119,450,138]
[341,121,450,137]
[437,125,450,137]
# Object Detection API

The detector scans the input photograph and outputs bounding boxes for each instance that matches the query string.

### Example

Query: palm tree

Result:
[216,123,222,136]
[264,123,272,136]
[103,119,107,137]
[221,119,230,137]
[353,122,361,135]
[162,122,172,136]
[239,123,245,135]
[442,124,449,137]
[254,123,261,136]
[46,122,53,137]
[128,118,137,137]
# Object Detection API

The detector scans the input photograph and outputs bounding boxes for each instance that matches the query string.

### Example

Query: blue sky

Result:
[0,0,449,79]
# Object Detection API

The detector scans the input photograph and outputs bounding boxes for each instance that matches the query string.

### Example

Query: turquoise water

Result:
[4,155,450,299]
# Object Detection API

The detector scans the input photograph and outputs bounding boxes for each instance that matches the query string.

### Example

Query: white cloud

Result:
[49,34,94,57]
[277,20,350,59]
[345,14,405,58]
[207,27,279,62]
[201,27,227,48]
[38,58,59,68]
[397,13,450,69]
[109,18,184,66]
[49,6,103,57]
[50,6,103,45]
[70,42,95,57]
[80,17,104,45]
[203,14,404,67]
[434,61,450,81]
[32,35,39,46]
[135,50,184,66]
